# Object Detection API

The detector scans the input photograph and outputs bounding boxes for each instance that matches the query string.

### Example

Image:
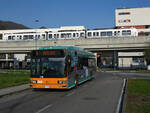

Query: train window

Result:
[42,34,45,39]
[118,31,120,35]
[127,30,131,35]
[29,35,34,39]
[73,33,76,37]
[107,31,112,36]
[8,36,12,40]
[54,34,56,38]
[61,33,70,38]
[88,32,92,37]
[49,34,52,38]
[122,30,131,35]
[23,35,28,40]
[0,34,3,40]
[61,34,64,38]
[101,32,106,36]
[38,35,40,39]
[96,32,99,36]
[93,32,96,36]
[114,31,117,36]
[80,33,84,37]
[12,36,15,40]
[68,33,72,38]
[57,34,59,38]
[114,31,120,36]
[76,33,79,37]
[20,36,22,40]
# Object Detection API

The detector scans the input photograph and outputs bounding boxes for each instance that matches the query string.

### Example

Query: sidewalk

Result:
[0,84,29,97]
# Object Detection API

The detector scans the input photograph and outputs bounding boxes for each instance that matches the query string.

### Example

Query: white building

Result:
[115,7,150,29]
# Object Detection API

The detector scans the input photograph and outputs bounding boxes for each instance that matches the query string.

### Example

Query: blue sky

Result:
[0,0,150,29]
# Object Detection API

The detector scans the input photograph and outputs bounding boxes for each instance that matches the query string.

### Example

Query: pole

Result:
[114,49,116,70]
[35,20,39,50]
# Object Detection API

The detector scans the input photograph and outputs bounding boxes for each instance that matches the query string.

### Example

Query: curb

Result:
[0,84,29,98]
[116,79,127,113]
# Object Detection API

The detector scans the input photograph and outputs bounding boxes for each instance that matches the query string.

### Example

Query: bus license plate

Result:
[45,86,50,88]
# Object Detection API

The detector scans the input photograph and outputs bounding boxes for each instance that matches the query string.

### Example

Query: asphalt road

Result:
[0,72,124,113]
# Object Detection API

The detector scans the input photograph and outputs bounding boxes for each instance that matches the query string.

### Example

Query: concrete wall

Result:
[0,36,150,52]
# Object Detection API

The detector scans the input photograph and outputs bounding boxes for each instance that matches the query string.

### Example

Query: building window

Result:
[132,57,144,65]
[8,54,14,59]
[0,54,6,59]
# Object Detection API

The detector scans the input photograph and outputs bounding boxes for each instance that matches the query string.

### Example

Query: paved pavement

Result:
[0,72,123,113]
[0,84,29,97]
[0,71,149,113]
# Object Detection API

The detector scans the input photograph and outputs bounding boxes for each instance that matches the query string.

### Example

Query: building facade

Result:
[115,7,150,29]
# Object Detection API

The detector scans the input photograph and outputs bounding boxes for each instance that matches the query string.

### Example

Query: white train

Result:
[0,26,138,41]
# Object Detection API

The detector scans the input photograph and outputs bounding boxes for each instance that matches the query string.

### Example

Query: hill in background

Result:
[0,20,29,30]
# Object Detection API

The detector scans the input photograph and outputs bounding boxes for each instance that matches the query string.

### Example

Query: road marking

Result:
[116,78,127,113]
[66,92,75,97]
[35,104,52,113]
[83,84,88,87]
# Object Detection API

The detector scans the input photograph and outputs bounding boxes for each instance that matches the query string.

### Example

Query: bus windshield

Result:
[31,57,66,78]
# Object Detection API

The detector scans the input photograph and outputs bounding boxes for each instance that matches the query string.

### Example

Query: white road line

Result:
[66,92,75,97]
[83,84,88,87]
[35,104,52,113]
[116,78,126,113]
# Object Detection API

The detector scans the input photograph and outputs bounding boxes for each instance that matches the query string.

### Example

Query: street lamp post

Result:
[114,49,116,70]
[113,38,117,70]
[35,20,39,50]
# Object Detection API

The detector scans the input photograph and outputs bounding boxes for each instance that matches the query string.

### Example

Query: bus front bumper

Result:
[30,83,68,89]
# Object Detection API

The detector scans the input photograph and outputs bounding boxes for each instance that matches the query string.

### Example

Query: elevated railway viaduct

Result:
[0,36,150,69]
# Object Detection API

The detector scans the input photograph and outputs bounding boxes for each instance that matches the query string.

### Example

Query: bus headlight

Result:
[30,80,37,83]
[58,80,67,84]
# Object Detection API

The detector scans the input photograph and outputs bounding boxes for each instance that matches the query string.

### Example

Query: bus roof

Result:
[39,46,83,51]
[39,46,95,58]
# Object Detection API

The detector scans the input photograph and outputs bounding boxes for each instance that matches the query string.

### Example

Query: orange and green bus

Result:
[30,46,96,89]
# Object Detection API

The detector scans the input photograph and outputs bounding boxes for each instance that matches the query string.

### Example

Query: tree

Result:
[40,26,47,29]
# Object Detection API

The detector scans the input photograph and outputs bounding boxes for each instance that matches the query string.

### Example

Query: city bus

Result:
[30,46,96,89]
